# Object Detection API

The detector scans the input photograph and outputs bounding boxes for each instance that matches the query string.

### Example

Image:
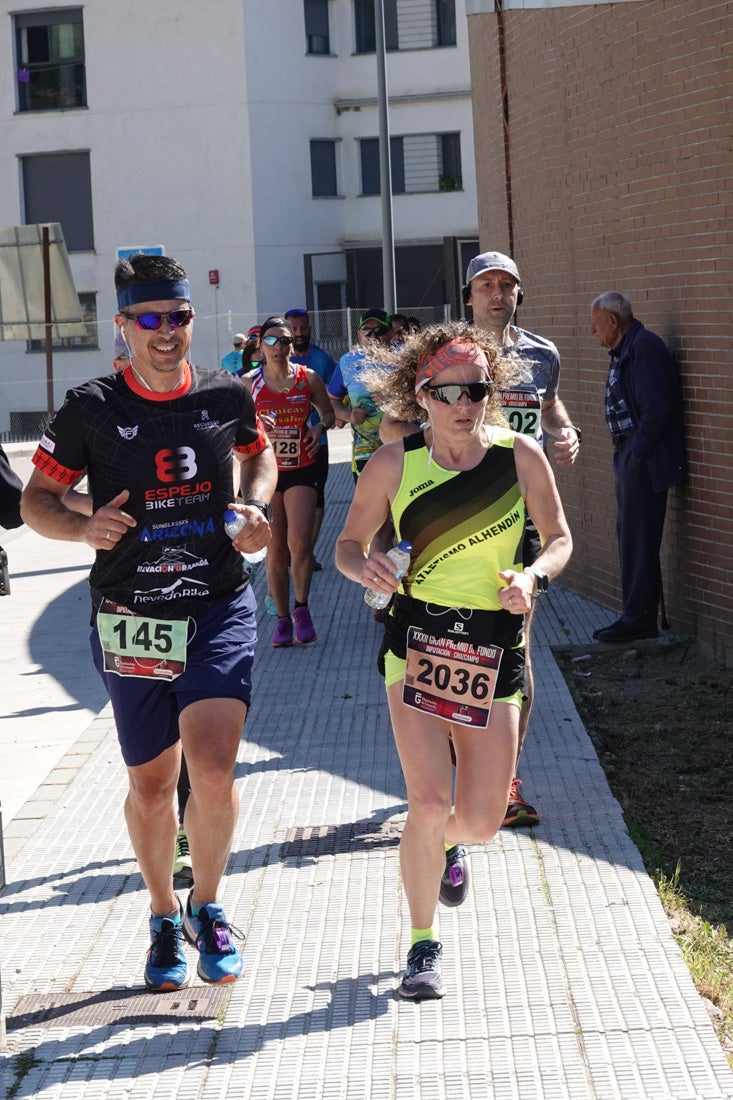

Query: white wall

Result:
[0,0,477,432]
[0,0,255,421]
[246,0,477,312]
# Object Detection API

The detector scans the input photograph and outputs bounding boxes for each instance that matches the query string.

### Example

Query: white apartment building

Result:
[0,0,478,438]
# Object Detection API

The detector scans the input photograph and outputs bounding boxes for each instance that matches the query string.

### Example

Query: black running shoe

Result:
[439,844,470,907]
[398,940,445,1000]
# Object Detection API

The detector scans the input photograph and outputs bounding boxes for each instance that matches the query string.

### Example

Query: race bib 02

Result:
[499,389,542,439]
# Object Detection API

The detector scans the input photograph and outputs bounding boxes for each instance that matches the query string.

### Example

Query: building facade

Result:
[467,0,732,663]
[0,0,478,434]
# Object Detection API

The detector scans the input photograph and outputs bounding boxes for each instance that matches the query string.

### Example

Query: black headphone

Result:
[462,284,523,307]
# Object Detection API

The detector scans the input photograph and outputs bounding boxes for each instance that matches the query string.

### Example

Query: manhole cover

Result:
[8,985,228,1031]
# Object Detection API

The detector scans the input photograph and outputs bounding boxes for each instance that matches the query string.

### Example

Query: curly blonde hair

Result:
[359,321,522,425]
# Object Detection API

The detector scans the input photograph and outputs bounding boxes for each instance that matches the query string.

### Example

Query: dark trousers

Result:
[613,441,667,630]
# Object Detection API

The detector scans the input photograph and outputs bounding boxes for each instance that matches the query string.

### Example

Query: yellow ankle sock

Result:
[411,927,435,947]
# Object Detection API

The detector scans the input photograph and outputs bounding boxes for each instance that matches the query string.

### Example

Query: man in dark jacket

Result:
[590,292,686,642]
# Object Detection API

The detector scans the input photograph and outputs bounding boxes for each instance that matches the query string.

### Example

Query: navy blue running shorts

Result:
[90,585,257,767]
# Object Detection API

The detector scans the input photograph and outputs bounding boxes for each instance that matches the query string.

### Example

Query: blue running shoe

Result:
[183,891,244,984]
[145,902,188,991]
[264,593,277,616]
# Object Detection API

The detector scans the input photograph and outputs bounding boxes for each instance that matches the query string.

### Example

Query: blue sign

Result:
[116,245,165,260]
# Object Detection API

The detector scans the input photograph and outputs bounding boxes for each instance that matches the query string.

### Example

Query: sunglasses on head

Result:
[261,335,293,348]
[120,308,195,331]
[425,381,492,404]
[284,309,308,318]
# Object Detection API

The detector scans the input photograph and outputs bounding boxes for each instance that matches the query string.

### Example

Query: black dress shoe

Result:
[593,619,659,643]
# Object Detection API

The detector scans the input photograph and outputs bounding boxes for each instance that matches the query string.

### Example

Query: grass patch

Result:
[7,1048,40,1099]
[656,863,733,1065]
[558,639,733,1067]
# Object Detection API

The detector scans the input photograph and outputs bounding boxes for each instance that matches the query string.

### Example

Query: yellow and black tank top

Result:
[392,427,525,611]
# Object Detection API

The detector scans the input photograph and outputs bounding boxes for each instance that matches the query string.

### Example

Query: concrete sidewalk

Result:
[0,448,107,826]
[1,453,731,1098]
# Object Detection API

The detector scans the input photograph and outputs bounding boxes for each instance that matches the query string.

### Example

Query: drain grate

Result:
[279,817,403,861]
[8,985,228,1031]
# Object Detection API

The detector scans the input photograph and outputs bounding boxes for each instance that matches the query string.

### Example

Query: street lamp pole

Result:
[375,0,396,313]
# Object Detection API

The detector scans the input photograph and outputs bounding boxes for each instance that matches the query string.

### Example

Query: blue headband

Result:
[117,279,191,309]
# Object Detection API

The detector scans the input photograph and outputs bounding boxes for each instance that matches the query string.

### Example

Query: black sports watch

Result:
[567,425,582,444]
[524,566,549,596]
[245,498,273,523]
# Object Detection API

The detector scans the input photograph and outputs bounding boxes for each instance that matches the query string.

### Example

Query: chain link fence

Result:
[0,305,452,443]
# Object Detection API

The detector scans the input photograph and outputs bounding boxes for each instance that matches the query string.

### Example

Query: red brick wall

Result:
[468,0,733,665]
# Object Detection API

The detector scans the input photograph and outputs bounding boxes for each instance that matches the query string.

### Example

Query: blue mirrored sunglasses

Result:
[262,335,293,348]
[120,308,195,331]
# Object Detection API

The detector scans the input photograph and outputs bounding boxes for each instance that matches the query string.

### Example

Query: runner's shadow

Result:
[3,974,397,1096]
[0,858,143,914]
[25,576,108,715]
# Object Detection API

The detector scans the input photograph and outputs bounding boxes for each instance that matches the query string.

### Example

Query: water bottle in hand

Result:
[223,508,267,564]
[364,540,412,609]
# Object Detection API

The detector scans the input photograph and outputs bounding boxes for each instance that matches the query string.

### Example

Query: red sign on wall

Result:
[208,269,219,285]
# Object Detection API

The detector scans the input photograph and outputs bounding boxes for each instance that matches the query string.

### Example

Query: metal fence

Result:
[0,305,452,443]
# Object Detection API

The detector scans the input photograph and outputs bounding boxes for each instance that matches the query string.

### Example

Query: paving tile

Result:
[0,462,731,1099]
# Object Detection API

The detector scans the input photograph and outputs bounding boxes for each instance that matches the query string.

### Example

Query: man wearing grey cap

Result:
[464,251,580,466]
[464,250,580,829]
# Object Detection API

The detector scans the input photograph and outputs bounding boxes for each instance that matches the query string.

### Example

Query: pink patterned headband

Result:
[415,339,491,392]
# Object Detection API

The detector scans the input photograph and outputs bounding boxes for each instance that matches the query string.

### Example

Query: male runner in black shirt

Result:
[22,254,277,991]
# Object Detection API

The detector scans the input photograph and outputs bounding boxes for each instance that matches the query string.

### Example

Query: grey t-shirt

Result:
[499,327,560,442]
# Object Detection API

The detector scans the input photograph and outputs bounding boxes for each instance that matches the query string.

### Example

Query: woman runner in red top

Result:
[243,316,335,646]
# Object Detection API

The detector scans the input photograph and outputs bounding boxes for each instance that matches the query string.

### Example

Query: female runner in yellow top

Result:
[335,323,572,1000]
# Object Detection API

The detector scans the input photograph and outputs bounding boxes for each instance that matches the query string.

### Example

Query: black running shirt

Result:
[32,363,268,616]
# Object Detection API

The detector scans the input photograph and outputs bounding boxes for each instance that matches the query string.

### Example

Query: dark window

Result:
[435,0,457,47]
[22,151,94,252]
[354,0,398,53]
[316,282,345,311]
[359,137,404,196]
[26,292,98,353]
[310,140,338,197]
[305,0,330,55]
[15,8,86,112]
[440,133,462,191]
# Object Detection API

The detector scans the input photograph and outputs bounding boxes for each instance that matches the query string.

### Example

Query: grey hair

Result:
[591,292,634,323]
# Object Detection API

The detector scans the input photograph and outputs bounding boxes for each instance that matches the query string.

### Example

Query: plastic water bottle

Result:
[364,540,412,610]
[223,508,267,564]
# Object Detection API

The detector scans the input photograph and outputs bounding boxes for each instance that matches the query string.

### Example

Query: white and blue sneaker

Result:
[183,890,244,984]
[145,900,188,991]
